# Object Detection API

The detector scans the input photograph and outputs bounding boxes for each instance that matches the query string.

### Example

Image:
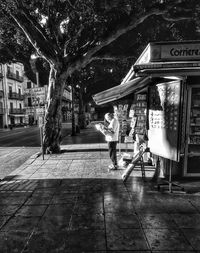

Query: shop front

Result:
[93,40,200,178]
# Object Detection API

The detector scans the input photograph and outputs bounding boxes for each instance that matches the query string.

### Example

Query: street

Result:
[0,123,72,147]
[0,123,72,178]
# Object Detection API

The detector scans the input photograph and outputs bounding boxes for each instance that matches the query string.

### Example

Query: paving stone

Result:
[161,200,198,214]
[23,230,69,253]
[0,216,10,229]
[0,230,30,252]
[134,202,167,214]
[104,200,135,214]
[2,216,40,232]
[16,204,48,217]
[182,228,200,250]
[76,193,103,204]
[44,204,75,217]
[170,213,200,228]
[0,205,21,216]
[144,228,193,251]
[32,189,56,197]
[67,229,106,252]
[74,202,104,215]
[139,213,177,229]
[37,215,71,232]
[51,194,77,204]
[29,173,50,179]
[106,228,149,251]
[105,213,141,229]
[70,213,104,230]
[25,196,53,205]
[104,191,132,201]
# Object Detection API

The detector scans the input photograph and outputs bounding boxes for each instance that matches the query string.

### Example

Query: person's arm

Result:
[108,119,118,133]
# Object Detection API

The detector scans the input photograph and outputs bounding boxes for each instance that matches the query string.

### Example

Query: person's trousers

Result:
[108,141,118,166]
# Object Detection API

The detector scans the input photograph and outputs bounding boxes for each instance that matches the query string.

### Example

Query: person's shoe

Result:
[113,165,118,170]
[108,164,115,169]
[109,165,118,171]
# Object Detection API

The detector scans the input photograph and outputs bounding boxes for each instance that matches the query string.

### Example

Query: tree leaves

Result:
[0,0,200,78]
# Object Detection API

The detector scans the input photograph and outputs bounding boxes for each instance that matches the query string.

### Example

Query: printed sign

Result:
[38,116,44,127]
[161,43,200,60]
[36,107,45,116]
[24,87,47,106]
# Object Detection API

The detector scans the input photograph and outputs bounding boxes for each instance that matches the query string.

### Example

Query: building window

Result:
[10,102,13,110]
[27,81,31,89]
[18,88,21,95]
[9,86,12,96]
[28,97,32,107]
[7,66,11,74]
[19,103,22,109]
[16,70,19,79]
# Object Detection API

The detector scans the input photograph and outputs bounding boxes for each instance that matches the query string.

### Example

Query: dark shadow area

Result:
[60,148,134,153]
[0,171,200,252]
[61,125,106,145]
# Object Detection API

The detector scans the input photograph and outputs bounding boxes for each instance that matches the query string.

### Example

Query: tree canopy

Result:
[0,0,200,153]
[1,0,199,73]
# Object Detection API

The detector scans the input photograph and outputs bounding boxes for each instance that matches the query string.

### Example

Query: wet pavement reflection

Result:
[0,146,200,252]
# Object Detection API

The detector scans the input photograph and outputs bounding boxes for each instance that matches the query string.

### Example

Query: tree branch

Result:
[65,0,195,74]
[9,10,59,65]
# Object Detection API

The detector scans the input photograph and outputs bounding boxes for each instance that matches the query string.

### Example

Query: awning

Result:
[135,67,200,77]
[93,76,150,105]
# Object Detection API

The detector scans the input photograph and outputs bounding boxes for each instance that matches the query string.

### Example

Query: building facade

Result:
[0,62,25,128]
[0,62,72,128]
[23,76,40,125]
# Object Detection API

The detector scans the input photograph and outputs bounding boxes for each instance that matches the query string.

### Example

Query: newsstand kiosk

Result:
[133,41,200,179]
[93,41,200,187]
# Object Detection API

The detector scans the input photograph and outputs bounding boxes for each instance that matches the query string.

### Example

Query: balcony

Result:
[7,71,24,82]
[18,94,24,100]
[9,108,26,115]
[0,108,5,114]
[8,92,24,100]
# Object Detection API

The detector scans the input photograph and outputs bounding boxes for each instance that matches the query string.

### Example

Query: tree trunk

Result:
[78,86,86,129]
[43,66,65,154]
[71,85,76,136]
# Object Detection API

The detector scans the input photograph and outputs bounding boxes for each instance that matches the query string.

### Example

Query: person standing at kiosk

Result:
[104,112,120,170]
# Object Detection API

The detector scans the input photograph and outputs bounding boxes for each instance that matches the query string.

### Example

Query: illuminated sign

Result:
[136,42,200,65]
[161,43,200,60]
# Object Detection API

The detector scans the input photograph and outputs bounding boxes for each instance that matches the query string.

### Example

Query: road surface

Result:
[0,123,72,179]
[0,124,72,147]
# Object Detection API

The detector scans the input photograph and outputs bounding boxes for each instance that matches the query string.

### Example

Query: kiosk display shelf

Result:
[134,94,147,135]
[189,90,200,145]
[185,86,200,176]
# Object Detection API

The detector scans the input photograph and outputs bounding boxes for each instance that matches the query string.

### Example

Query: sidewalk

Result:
[0,124,200,252]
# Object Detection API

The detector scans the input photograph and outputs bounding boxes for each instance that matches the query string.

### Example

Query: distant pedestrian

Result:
[104,112,120,170]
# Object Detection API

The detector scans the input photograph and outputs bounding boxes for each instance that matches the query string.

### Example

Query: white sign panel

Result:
[63,89,72,101]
